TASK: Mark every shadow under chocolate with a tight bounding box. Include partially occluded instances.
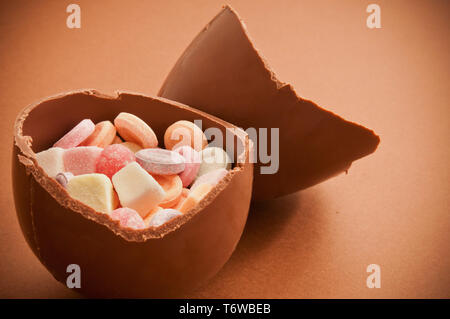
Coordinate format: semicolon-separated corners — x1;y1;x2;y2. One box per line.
187;189;328;297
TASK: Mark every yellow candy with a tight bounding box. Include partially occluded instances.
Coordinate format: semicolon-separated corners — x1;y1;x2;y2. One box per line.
67;174;115;214
121;141;142;153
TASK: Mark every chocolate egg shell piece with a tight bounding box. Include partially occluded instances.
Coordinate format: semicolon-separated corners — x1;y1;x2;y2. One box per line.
12;90;253;297
159;5;380;200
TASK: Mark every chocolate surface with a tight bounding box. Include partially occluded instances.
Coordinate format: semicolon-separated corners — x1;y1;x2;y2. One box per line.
12;90;253;297
159;6;380;200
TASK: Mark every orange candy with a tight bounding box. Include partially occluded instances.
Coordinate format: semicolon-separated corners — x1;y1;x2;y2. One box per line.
112;190;120;209
153;175;183;208
178;183;212;214
81;121;116;148
112;135;123;144
144;206;163;226
164;120;208;152
173;188;190;210
114;112;158;148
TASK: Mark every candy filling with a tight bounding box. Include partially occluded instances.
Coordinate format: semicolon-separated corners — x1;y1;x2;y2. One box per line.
35;113;232;230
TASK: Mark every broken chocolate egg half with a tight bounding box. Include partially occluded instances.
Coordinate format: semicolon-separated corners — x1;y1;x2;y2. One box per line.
12;90;253;297
159;5;380;200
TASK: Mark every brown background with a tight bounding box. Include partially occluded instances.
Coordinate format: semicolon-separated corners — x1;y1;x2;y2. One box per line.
0;0;449;298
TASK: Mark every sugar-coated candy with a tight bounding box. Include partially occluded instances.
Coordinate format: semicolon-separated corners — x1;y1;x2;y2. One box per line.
135;148;185;175
66;173;115;213
112;162;166;217
146;209;182;227
63;146;103;176
80;121;116;148
112;190;120;209
174;188;190;210
53;119;95;149
96;144;136;179
144;206;163;226
35;147;65;178
174;146;201;187
178;183;213;214
112;135;123;144
114;112;158;148
197;147;231;177
153;175;183;208
111;207;146;229
164;120;208;152
191;168;228;190
121;142;142;153
55;172;74;188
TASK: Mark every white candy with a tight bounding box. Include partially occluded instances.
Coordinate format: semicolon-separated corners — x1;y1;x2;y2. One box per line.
197;147;232;177
35;147;65;178
112;162;166;218
147;209;182;227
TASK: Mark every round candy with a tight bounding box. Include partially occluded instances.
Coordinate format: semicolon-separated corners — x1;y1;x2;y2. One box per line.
197;147;232;177
178;183;212;214
174;146;201;187
111;207;145;229
114;112;158;148
80;121;116;148
54;119;95;149
191;168;228;190
147;209;182;227
135;148;185;175
55;172;74;188
153;175;183;208
96;144;136;179
174;188;190;210
112;135;123;144
164;120;208;152
144;206;163;226
112;190;120;209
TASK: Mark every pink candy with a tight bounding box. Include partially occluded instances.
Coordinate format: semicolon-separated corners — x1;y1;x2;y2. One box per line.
174;146;201;187
54;119;95;149
135;148;185;175
96;144;136;179
191;168;228;190
111;207;145;229
56;172;74;188
64;146;103;175
147;209;182;227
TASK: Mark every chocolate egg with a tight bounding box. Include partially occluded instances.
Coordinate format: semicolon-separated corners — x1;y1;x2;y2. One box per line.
159;6;380;200
12;90;253;297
